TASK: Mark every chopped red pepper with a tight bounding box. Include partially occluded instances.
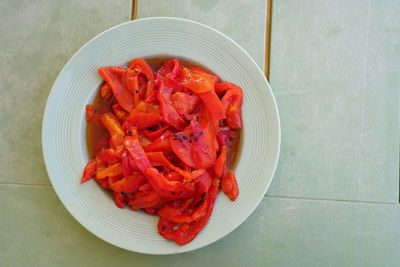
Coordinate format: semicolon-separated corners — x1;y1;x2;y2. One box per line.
220;84;243;129
129;58;155;81
171;92;201;120
198;90;226;122
158;177;219;245
190;118;217;169
221;170;239;201
100;113;125;137
214;145;227;178
143;124;169;140
110;173;146;194
113;192;126;208
84;58;242;245
112;103;129;121
180;67;214;93
128;190;163;210
157;58;183;81
81;160;97;183
143;130;172;152
96;163;123;179
98;148;119;164
98;67;134;112
169;127;195;167
100;82;113;100
158;81;187;130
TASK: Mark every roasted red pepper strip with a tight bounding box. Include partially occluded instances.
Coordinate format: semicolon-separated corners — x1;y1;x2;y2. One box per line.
129;58;155;81
98;67;134;112
81;160;97;183
198;90;226;122
100;82;113;100
144;89;158;103
128;190;163;210
214;145;227;178
221;169;239;201
169;127;195;167
146;79;155;98
96;163;123;179
157;58;182;81
214;81;240;96
170;92;201;120
121;151;132;177
125;69;140;106
110;173;146;193
157;81;187;130
145;168;194;199
124;136;152;172
112;103;129;121
125;113;162;129
146;152;192;180
138;183;152;192
180;67;214;93
113;192;125;208
165;171;184;182
158;172;211;223
85;105;102;127
220;84;243;129
189;66;219;84
125;101;162;129
158;178;219;245
98;148;119;164
100;113;125;137
190;118;217;169
144;131;172;152
143;125;169;140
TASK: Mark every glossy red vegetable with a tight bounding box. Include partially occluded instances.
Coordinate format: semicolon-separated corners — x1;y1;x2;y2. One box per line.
98;67;134;112
81;160;97;183
83;58;242;245
220;82;243;129
158;80;187;130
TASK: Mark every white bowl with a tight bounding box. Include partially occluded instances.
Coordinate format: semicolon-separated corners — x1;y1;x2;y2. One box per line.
42;17;280;254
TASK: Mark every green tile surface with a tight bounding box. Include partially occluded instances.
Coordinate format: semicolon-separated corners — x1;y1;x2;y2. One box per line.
1;184;400;267
268;0;400;202
1;0;400;266
137;0;267;69
0;0;130;184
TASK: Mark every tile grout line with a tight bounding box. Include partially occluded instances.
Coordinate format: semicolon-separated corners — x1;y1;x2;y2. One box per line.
0;180;397;206
264;0;272;80
266;194;399;205
0;181;52;187
131;0;138;20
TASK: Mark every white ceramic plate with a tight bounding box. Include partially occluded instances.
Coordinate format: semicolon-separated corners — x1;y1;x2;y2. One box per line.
42;17;280;254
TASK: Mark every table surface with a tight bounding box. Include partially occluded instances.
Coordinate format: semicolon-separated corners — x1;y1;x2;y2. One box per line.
1;0;399;266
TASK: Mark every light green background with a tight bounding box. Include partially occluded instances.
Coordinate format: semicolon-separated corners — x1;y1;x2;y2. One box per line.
1;0;399;266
